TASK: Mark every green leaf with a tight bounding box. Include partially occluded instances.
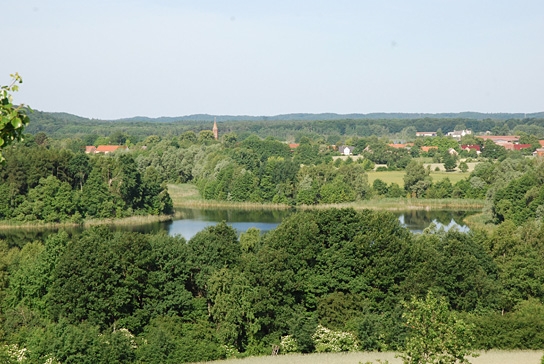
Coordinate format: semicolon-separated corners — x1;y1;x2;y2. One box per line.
11;117;22;129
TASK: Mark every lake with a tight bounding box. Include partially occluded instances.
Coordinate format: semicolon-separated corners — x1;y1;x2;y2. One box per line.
0;208;476;247
167;208;474;240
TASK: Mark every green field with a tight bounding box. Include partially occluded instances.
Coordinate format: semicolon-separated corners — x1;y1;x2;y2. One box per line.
168;184;484;211
200;350;543;364
367;169;470;186
167;183;289;209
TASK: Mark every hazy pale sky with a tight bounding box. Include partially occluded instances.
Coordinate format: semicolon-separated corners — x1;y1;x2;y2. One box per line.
3;0;543;119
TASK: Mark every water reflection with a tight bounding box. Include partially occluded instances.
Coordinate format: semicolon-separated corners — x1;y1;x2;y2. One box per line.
0;208;477;246
166;208;475;240
398;210;473;234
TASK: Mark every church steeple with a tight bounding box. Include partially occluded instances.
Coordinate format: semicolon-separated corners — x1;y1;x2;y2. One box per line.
213;117;218;140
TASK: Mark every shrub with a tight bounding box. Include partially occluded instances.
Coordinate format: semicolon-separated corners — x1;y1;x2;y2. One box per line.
312;325;359;353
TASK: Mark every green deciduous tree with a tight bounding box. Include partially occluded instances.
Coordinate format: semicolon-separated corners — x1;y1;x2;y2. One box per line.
0;73;30;162
399;291;478;364
404;160;429;193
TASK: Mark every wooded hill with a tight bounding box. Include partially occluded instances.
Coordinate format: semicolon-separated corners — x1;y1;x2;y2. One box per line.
27;110;544;142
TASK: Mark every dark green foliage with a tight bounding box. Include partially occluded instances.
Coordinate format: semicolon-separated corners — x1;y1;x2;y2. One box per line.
443;153;457;171
403;160;428;193
48;227;155;331
136;316;224;363
425;178;453;199
186;222;240;296
0;145;172;222
491;171;544;224
4;203;544;359
404;230;499;311
372;178;388;195
289;311;318;353
24;320;136;364
467;299;544;350
482;139;507;159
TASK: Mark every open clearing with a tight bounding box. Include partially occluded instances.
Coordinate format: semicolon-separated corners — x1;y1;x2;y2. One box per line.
204;350;543;364
367;170;470;186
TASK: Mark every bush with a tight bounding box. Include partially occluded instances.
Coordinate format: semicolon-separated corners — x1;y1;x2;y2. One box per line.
312;325;359;353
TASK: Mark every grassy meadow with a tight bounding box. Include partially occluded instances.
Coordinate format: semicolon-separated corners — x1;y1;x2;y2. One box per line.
366;169;471;186
200;350;543;364
168;183;484;211
167;183;289;210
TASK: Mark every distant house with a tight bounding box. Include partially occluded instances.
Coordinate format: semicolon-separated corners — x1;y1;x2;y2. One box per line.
416;131;437;137
420;146;438;153
86;145;128;154
461;145;481;154
479;135;519;144
340;146;354;156
85;146;97;154
447;129;472;139
388;143;413;149
534;148;544;157
448;148;459;156
539;140;544;147
500;143;532;151
288;143;299;151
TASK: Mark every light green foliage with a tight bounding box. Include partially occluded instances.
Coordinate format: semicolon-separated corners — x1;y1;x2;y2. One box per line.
403;160;430;193
208;268;258;350
399;291;478;364
0;73;30;162
240;227;260;253
280;324;359;354
312;325;359;352
280;335;298;353
198;130;216;143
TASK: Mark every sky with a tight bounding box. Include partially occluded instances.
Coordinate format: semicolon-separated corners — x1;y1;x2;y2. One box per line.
3;0;543;119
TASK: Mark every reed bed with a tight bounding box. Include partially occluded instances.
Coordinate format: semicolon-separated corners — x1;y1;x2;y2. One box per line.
83;214;173;227
0;220;80;230
0;214;173;230
463;212;497;232
298;198;484;211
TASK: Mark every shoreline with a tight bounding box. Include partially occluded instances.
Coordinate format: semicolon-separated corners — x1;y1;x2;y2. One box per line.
0;182;488;230
0;214;173;230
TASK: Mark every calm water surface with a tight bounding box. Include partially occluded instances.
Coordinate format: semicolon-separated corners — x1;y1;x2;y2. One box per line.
0;207;476;247
166;207;474;240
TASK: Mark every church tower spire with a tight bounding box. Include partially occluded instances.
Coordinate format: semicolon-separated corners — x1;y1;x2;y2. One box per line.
213;117;218;140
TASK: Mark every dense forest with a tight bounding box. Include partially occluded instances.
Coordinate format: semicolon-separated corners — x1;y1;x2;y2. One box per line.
2;208;544;362
3;108;544;361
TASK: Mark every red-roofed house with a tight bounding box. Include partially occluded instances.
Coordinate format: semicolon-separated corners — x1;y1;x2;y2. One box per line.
85;146;97;154
461;145;481;152
479;135;520;143
92;145;127;154
289;143;299;150
388;143;413;149
420;146;438;153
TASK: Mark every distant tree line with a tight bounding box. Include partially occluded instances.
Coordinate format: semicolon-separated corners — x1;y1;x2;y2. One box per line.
25;109;544;143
